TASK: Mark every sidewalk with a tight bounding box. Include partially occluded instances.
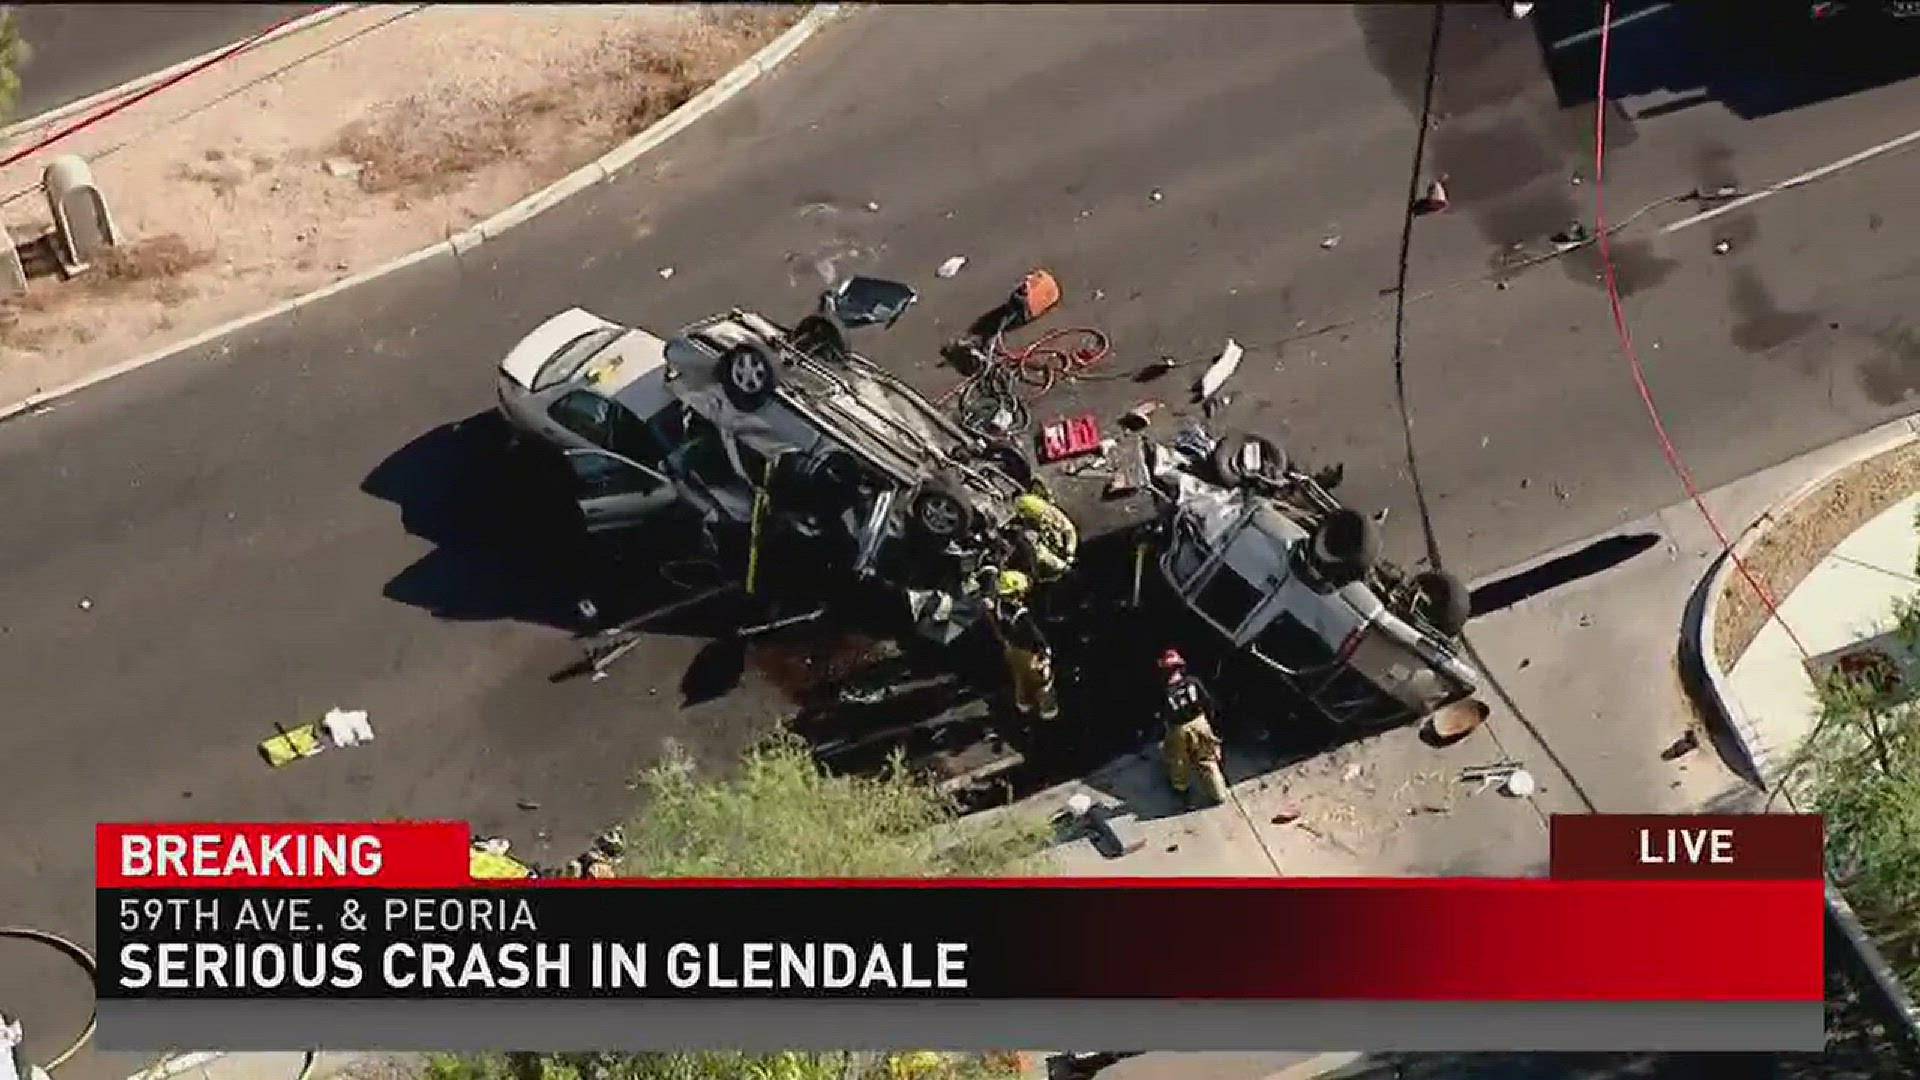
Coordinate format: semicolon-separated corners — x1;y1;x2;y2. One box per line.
1723;493;1920;781
0;4;798;407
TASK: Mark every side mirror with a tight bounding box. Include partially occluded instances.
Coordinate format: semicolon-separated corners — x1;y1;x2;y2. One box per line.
821;276;919;329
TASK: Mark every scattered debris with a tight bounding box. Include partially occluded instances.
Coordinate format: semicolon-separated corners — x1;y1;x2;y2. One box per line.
1413;178;1448;215
516;799;542;811
1550;222;1591;248
1371;508;1390;525
260;707;374;768
77;598;92;611
1137;355;1182;381
936;256;967;278
1040;414;1104;463
1577;612;1593;628
320;708;375;748
1503;769;1538;798
1119;400;1162;431
1319;234;1342;250
1458;760;1524;795
1201;392;1234;418
865;201;881;212
1270;804;1302;825
1149;188;1164;202
1713;239;1732;255
1570;171;1584;186
321;157;365;180
1341;762;1364;783
657;266;675;279
1065;792;1094;817
1102;470;1139;499
1091;288;1106;301
576;598;600;622
1660;729;1701;761
1196;338;1244;403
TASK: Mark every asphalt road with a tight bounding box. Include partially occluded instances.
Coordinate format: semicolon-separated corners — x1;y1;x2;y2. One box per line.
6;4;1920;1075
6;4;320;120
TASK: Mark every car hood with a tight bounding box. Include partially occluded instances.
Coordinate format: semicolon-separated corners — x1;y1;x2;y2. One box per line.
499;307;622;389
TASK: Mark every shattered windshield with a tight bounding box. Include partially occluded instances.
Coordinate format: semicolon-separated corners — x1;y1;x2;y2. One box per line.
533;327;624;392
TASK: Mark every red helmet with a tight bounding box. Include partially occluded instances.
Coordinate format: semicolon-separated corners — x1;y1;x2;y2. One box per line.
1158;649;1186;672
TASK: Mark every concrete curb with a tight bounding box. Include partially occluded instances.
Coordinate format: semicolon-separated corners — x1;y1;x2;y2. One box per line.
1681;411;1920;783
0;4;364;143
0;3;847;428
1677;411;1920;1060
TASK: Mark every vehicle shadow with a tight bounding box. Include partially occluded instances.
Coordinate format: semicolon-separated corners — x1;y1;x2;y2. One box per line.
363;410;598;629
1532;0;1920;121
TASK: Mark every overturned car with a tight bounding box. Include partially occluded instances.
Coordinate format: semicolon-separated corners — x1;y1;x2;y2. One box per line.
1144;431;1486;737
495;276;1044;637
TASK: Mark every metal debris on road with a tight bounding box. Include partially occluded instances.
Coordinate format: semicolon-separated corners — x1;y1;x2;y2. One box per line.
1713;239;1732;255
77;598;91;610
1091;288;1106;300
658;266;675;279
1196;337;1244;403
1458;760;1523;795
866;201;881;212
516;799;541;811
1137;355;1181;381
1149;188;1164;202
1319;234;1341;249
1661;729;1701;761
936;256;967;278
1119;400;1162;431
1551;222;1591;248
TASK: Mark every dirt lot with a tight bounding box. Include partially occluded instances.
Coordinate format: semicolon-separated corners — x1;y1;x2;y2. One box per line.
0;3;799;406
1714;440;1920;668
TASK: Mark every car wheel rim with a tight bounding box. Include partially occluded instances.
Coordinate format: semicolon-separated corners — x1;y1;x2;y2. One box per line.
921;500;960;534
732;353;768;394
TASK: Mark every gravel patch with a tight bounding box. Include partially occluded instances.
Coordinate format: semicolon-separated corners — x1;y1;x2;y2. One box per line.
1714;440;1920;669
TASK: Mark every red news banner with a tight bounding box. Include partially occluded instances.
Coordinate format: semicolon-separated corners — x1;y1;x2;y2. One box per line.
95;816;1824;1006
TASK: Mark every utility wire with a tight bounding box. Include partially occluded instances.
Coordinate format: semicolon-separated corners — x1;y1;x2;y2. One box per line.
1386;2;1600;816
0;5;429;209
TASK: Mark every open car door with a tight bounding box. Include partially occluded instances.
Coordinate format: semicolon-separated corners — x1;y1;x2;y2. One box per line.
563;447;680;533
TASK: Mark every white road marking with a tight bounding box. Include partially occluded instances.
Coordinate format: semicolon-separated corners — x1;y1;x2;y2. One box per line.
1659;124;1920;235
1550;2;1673;50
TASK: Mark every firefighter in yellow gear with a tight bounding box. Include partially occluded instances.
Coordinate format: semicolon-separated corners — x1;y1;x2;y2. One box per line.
1010;491;1078;584
985;570;1059;722
1157;649;1227;807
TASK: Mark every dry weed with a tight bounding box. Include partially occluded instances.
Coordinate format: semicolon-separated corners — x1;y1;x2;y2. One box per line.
0;233;214;340
327;5;799;201
1714;440;1920;668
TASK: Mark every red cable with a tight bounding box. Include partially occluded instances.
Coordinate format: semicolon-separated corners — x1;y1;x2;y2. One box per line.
1593;0;1810;659
0;7;317;172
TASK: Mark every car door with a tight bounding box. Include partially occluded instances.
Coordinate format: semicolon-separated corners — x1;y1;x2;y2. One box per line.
563;447;679;533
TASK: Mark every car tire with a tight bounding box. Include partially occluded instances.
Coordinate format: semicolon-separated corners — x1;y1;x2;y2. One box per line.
791;313;852;364
720;342;780;411
1308;508;1379;586
1411;569;1472;638
1212;432;1288;488
979;438;1039;489
909;481;975;543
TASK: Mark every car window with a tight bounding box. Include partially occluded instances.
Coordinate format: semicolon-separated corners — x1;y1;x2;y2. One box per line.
1252;612;1336;671
1191;567;1265;635
533;328;624;392
549;391;655;460
571;450;665;499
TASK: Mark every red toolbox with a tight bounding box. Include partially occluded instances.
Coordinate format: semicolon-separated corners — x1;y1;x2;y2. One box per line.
1039;414;1103;463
